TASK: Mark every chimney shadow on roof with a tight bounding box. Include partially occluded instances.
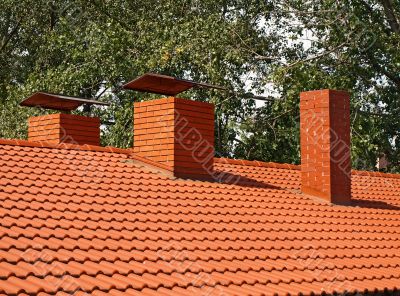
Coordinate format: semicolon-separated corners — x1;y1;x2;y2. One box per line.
350;199;400;211
212;170;284;190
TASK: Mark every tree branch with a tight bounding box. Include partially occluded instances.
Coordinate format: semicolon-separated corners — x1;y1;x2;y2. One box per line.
380;0;400;33
231;29;279;62
368;56;400;88
0;20;21;53
356;0;392;35
285;42;347;69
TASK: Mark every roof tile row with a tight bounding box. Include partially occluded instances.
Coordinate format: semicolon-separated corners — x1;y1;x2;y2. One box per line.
0;140;400;295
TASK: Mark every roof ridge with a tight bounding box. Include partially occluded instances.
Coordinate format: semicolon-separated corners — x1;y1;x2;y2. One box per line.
0;138;131;154
214;157;300;170
215;157;400;180
130;153;174;174
352;169;400;180
2;138;400;180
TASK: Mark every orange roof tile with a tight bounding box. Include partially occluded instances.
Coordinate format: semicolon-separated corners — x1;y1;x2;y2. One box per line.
1;139;400;295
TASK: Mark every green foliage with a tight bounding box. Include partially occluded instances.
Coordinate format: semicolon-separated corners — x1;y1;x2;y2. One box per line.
265;0;400;171
1;0;400;172
0;0;272;154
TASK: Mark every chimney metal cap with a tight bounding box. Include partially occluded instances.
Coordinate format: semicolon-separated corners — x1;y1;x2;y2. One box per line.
20;92;110;111
123;73;226;96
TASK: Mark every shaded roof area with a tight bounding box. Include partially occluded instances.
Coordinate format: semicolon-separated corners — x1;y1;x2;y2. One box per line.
0;139;400;295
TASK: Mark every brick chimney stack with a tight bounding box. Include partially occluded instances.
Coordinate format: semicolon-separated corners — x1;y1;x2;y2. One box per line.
21;92;107;146
133;97;215;179
28;113;100;146
300;89;351;204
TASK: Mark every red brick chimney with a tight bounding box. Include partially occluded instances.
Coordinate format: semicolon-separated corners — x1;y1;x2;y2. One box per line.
133;97;215;179
28;113;100;146
300;89;351;204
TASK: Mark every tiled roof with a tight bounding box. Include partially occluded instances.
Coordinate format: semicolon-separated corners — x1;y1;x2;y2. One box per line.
1;139;400;295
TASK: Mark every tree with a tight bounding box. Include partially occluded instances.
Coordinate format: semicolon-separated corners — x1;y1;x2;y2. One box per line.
1;0;400;172
0;0;274;153
234;0;400;172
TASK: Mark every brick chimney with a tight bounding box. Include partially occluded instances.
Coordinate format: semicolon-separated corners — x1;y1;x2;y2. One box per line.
28;113;100;146
133;97;215;179
300;89;351;204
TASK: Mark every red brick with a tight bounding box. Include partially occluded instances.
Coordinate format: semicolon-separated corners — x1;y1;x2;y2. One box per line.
300;89;351;204
133;97;215;178
28;113;100;146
